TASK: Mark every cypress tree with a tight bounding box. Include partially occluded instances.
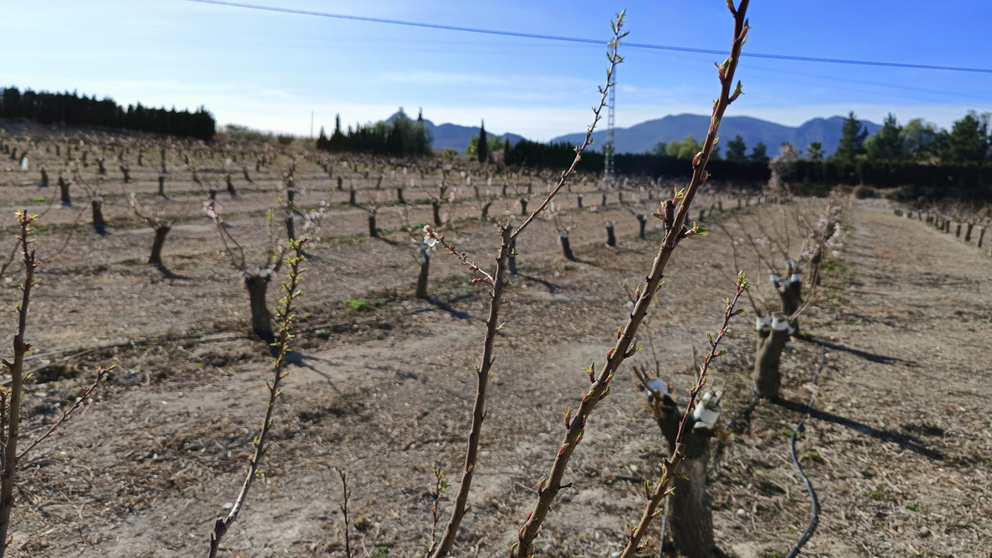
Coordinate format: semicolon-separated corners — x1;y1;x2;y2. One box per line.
477;120;488;164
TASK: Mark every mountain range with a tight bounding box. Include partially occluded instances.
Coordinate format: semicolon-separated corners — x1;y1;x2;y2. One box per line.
550;114;882;157
398;112;881;158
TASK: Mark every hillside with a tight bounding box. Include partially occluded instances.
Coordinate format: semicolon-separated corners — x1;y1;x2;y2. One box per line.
550;113;882;157
387;111;523;154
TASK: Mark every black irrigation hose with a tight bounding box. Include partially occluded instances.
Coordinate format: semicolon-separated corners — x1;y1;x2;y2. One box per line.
707;382;759;476
785;342;826;558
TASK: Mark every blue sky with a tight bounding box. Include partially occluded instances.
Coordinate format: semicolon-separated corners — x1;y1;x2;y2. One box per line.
3;0;991;140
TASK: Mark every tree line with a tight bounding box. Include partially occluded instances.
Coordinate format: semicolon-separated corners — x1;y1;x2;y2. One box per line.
316;108;432;157
0;86;216;140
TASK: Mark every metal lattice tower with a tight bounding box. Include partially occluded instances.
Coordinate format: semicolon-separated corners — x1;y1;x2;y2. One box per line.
603;65;616;186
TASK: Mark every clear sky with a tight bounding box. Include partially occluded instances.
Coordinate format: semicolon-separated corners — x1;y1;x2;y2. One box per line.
3;1;991;140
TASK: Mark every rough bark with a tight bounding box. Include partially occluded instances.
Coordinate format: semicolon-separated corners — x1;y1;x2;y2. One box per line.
636;213;648;239
244;270;274;341
754;315;790;400
368;211;378;238
577;194;583;209
520;198;528;215
149;223;172;267
226;174;237;197
560;231;576;261
605;222;616;247
58;176;71;207
91;197;107;231
416;247;430;299
432;199;442;226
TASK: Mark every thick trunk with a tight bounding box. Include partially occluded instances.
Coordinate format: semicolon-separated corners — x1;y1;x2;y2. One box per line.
778;273;802;332
149;223;172;266
605;222;616;247
754;315;791;400
158;174;166;197
286;212;296;242
368;212;378;238
416;248;430;299
481;201;492;220
59;178;71;207
560;232;575;261
520;198;528;215
966;223;974;242
244;271;274;341
397;187;404;204
432;200;442;226
40;168;49;188
655;396;718;558
577;194;583;209
226;175;237;197
349;188;357;206
337;176;343;191
91;197;107;230
636;214;648;239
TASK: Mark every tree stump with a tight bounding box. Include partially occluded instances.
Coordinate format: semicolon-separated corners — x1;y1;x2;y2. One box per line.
481;201;492;220
91;197;107;232
397;187;404;204
58;175;72;207
520;198;528;215
636;213;648;239
559;231;575;261
159;173;167;198
754;315;790;400
244;269;275;341
604;221;616;247
368;209;378;238
149;223;173;267
337;176;344;191
226;174;237;197
40;167;49;188
416;245;431;299
577;194;583;209
966;223;974;242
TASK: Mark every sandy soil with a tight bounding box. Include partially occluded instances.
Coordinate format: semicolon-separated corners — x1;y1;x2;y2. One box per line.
0;147;989;558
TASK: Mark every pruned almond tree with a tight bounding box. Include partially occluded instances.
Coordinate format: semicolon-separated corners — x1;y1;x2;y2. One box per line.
722;193;848;399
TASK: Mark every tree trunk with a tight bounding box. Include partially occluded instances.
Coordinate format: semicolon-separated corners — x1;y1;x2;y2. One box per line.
605;222;616;247
91;197;107;230
149;223;172;266
286;211;296;242
966;223;974;243
226;174;237;197
560;232;575;261
508;238;517;275
520;198;528;215
243;167;252;183
754;315;790;400
59;177;71;207
698;208;706;222
636;214;648;239
481;201;492;220
158;174;167;197
601;192;607;207
432;199;442;226
416;247;430;299
978;226;985;249
368;211;378;238
40;168;49;188
778;273;802;332
209;186;218;201
577;194;582;209
349;188;357;206
956;222;962;238
654;393;718;558
121;166;130;184
397;187;404;204
337;176;343;191
244;270;274;341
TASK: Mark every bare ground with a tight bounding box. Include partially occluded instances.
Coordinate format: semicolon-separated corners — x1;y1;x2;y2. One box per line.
0;153;990;558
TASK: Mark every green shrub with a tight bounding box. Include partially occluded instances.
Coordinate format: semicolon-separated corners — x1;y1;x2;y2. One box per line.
346;298;373;311
853;185;876;199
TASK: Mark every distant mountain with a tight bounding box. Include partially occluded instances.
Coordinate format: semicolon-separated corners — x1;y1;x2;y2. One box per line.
550;114;882;157
387;112;523;154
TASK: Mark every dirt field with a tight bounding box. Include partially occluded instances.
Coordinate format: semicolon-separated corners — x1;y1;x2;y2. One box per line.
0;147;990;558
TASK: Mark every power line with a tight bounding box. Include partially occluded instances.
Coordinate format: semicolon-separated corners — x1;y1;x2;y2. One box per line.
181;0;992;75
